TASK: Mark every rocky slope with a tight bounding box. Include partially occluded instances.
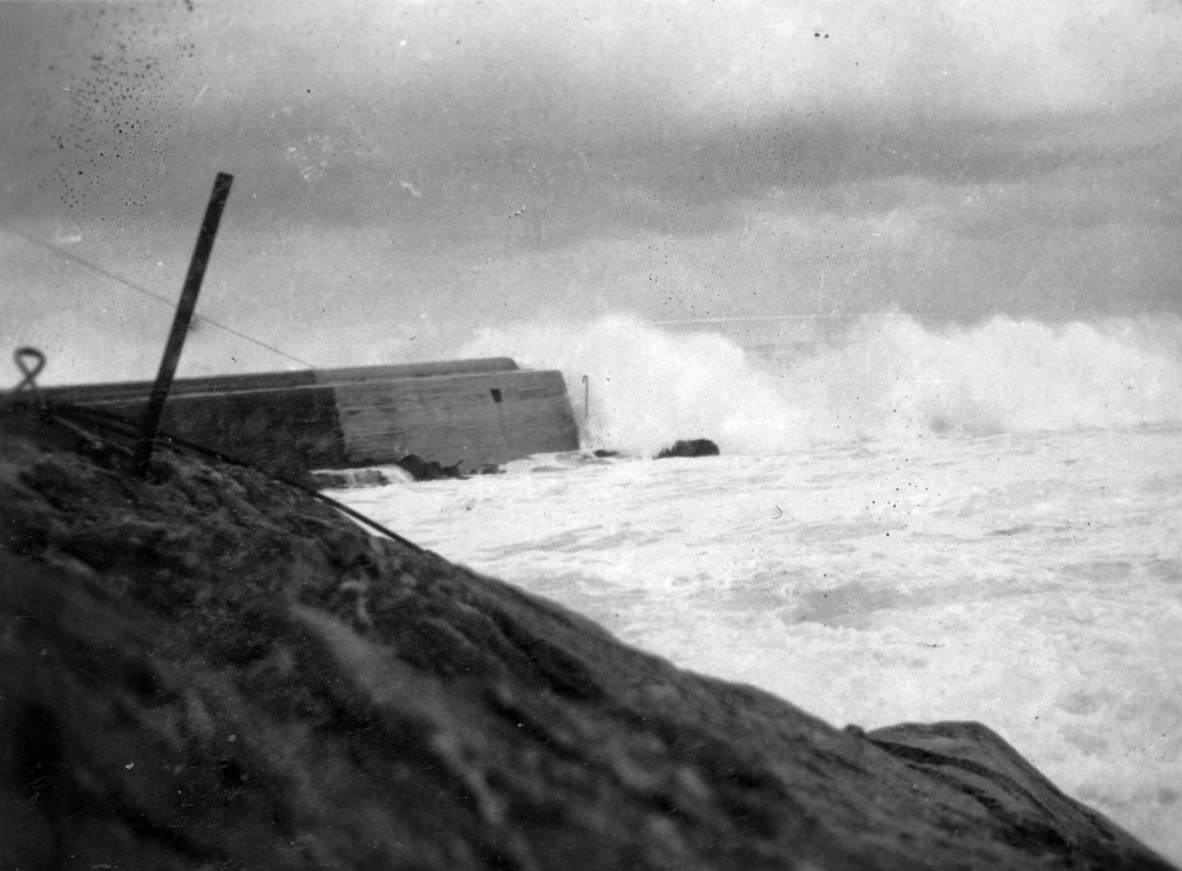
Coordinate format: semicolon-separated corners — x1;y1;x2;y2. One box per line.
1;406;1175;870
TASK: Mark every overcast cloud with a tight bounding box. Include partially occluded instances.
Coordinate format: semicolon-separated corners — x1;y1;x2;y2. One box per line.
2;0;1181;379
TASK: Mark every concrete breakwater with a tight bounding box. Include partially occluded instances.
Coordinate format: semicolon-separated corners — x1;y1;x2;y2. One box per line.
40;357;580;474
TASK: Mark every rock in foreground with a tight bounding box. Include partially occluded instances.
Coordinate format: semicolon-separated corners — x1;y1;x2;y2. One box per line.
0;409;1174;871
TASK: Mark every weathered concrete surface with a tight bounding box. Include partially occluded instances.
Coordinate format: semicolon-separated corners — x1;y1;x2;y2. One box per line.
1;408;1175;871
38;358;580;475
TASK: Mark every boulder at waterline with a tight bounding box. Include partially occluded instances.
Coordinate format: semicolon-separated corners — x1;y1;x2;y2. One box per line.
656;438;721;459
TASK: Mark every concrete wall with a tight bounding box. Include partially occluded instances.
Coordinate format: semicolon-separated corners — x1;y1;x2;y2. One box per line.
42;358;520;402
81;386;348;474
335;369;578;468
40;359;579;474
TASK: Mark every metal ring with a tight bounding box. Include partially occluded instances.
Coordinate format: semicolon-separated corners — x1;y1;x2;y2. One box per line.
7;347;46;409
14;347;45;390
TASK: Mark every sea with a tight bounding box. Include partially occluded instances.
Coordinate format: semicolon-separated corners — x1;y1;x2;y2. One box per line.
331;312;1182;864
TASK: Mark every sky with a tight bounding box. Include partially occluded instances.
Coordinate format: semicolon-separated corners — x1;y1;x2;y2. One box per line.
2;0;1182;382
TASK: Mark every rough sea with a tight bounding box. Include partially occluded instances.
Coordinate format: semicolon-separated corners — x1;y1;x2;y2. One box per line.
333;313;1182;864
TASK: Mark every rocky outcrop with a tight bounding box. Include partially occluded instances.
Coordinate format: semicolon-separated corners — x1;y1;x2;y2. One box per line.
656;438;720;459
394;452;467;481
309;467;399;489
0;407;1174;871
310;459;503;489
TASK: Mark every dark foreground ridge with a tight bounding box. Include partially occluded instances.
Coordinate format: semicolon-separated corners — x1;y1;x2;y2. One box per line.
1;409;1174;870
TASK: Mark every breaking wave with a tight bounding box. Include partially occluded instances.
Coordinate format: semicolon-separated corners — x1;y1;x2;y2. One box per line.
459;312;1182;455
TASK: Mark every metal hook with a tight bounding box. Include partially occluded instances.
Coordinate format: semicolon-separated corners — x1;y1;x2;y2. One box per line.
14;347;45;388
6;347;46;410
13;345;44;392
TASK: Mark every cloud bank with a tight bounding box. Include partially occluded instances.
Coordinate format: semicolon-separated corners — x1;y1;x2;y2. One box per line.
2;0;1182;380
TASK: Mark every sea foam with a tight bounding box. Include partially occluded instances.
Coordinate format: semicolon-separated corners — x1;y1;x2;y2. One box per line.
459;312;1182;455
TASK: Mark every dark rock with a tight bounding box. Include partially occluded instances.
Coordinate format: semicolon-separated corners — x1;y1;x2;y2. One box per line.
656;438;721;459
592;449;620;458
0;409;1175;871
395;454;466;481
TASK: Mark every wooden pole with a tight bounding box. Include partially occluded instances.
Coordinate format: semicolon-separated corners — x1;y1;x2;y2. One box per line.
132;172;234;477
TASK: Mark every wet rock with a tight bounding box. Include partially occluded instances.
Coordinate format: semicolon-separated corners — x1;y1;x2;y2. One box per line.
1;409;1175;871
656;438;720;459
310;468;394;489
395;453;466;481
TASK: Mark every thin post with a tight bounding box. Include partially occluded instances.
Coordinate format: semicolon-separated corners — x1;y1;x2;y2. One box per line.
133;172;234;477
582;374;589;421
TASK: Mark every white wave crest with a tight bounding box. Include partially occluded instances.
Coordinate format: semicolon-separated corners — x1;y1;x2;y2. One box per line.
458;312;1182;454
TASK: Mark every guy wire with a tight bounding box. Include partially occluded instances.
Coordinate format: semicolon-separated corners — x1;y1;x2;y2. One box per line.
2;224;317;370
